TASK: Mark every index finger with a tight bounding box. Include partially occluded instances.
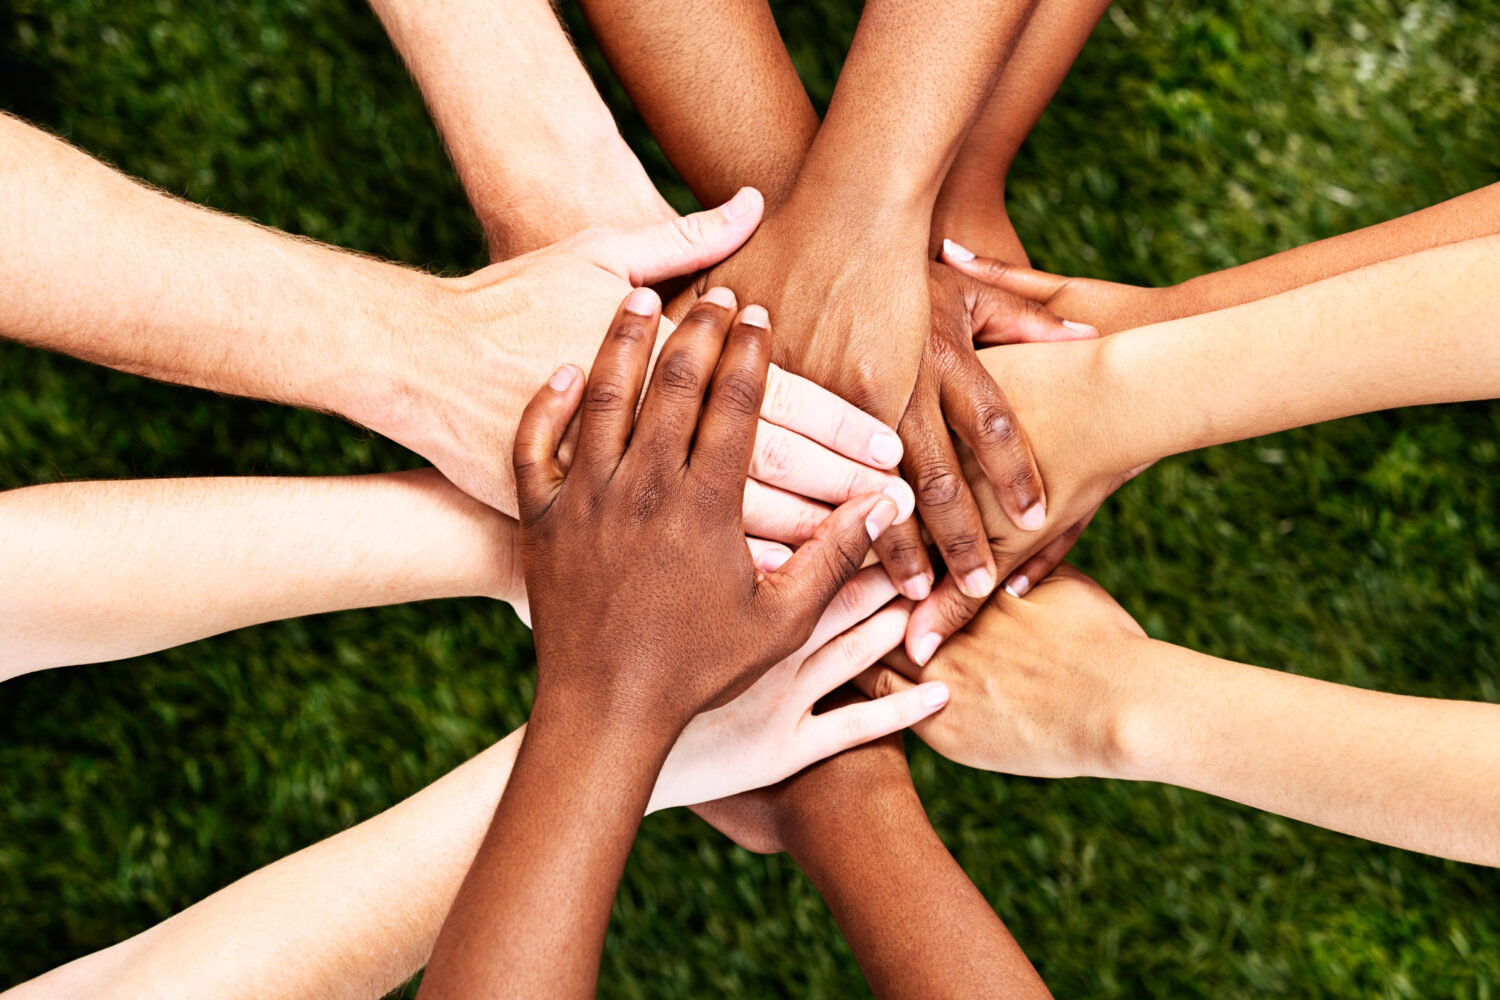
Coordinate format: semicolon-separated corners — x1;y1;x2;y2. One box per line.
762;365;905;470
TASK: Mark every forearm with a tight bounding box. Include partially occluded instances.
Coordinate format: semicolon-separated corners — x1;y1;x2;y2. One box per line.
0;470;519;677
0;112;421;429
578;0;816;209
1118;639;1500;865
419;705;668;999
784;782;1049;999
369;0;674;259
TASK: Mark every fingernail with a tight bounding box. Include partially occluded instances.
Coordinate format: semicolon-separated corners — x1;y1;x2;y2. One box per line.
757;546;792;572
625;286;659;316
913;632;941;666
869;430;903;468
883;481;915;522
1062;319;1099;337
920;682;950;709
721;186;758;221
702;286;736;309
1019;502;1047;532
942;238;975;262
902;573;932;601
865;497;898;540
548;365;579;392
740;303;770;328
1004;574;1031;598
959;567;996;599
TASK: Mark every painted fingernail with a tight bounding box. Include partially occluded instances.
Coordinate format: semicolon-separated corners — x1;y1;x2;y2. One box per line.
920;681;950;709
1019;502;1047;532
740;303;770;328
625;286;659;316
702;286;736;309
913;632;941;666
942;238;975;262
1062;319;1099;337
959;567;996;599
865;497;898;541
1004;574;1031;598
548;365;579;392
722;186;758;221
883;481;915;521
902;573;932;601
757;546;793;572
870;430;903;468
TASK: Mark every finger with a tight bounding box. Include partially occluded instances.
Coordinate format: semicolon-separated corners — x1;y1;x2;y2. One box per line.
691;304;772;491
512;363;585;522
798;598;912;699
901;389;998;602
633;287;737;467
760;492;900;629
1002;514;1091;598
747;537;795;574
940;239;1069;302
741;480;834;546
967;281;1098;345
941;357;1047;534
794;565;901;657
751;422;915;522
904;573;985;666
804;678;949;762
852;663;918;701
572;287;661;476
761;365;905;470
586;187;765;286
871;518;935;601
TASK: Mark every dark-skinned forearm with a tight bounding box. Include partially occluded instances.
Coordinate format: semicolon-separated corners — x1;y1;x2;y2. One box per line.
783;781;1050;999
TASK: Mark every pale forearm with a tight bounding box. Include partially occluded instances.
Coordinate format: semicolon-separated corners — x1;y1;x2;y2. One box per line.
0;470;519;678
1119;640;1500;865
369;0;674;259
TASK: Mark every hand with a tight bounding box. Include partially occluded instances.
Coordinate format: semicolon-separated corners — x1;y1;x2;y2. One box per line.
940;240;1174;335
650;566;947;812
363;188;915;551
860;565;1150;779
690;687;919;854
515;285;902;739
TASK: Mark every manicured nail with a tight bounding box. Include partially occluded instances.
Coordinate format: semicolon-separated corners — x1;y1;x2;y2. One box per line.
920;682;950;709
757;546;792;572
865;497;898;540
1004;574;1031;598
959;567;996;599
869;430;903;468
548;365;579;392
942;238;975;262
702;286;736;309
722;186;758;221
913;632;941;666
625;286;659;316
1062;319;1099;337
740;303;770;328
902;573;932;601
1019;502;1046;532
883;482;915;521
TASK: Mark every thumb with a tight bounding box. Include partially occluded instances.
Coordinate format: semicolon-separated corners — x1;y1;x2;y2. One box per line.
582;187;765;287
759;492;899;633
941;238;1069;301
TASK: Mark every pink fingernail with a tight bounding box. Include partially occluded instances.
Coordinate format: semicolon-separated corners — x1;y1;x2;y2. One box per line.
625;287;659;316
865;498;898;541
548;365;579;392
1019;502;1046;532
959;567;996;599
920;682;950;709
902;574;932;600
740;304;770;328
702;286;736;309
942;238;975;262
722;186;758;221
869;431;903;468
883;482;915;522
913;632;941;666
757;546;792;572
1062;319;1099;337
1004;574;1031;598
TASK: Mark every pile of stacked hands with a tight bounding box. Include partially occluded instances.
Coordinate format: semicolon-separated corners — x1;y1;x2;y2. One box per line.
4;1;1497;997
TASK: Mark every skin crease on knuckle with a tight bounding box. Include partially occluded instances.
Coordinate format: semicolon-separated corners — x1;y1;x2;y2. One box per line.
655;351;704;395
713;371;763;420
914;463;965;510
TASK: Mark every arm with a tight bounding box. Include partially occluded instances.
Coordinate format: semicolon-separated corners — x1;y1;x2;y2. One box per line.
694;697;1050;999
419;290;898;997
8;567;945;1000
906;235;1500;648
943;181;1500;333
366;0;674;260
861;567;1500;866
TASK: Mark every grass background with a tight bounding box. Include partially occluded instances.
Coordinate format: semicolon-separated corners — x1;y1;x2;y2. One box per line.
2;0;1499;995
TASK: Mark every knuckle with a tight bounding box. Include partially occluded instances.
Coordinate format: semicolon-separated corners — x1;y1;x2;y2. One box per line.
672;212;709;249
656;353;702;395
714;372;763;418
879;535;927;571
762;368;798;424
1005;463;1039;496
914;465;965;509
840;711;873;748
610;314;652;345
973;406;1017;448
935;593;979;632
870;669;896;700
756;430;795;480
941;531;986;561
584;379;628;413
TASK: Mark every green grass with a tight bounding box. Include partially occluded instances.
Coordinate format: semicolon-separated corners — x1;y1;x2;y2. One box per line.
2;0;1499;995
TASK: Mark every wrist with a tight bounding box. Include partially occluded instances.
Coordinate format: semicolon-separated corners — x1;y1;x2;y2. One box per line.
1102;637;1207;783
528;685;682;774
779;773;920;858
